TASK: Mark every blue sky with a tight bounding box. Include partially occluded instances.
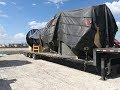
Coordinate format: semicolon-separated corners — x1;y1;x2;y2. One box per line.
0;0;120;44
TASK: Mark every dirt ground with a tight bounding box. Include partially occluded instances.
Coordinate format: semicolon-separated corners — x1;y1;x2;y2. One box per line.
0;54;120;90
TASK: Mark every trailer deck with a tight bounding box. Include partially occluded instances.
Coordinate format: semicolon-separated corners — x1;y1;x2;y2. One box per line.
22;48;120;80
22;51;93;65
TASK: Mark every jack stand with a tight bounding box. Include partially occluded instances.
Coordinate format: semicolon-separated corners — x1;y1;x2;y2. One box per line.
83;47;89;71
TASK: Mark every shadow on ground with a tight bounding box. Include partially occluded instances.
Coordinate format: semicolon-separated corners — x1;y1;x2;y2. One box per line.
0;79;16;90
0;60;31;67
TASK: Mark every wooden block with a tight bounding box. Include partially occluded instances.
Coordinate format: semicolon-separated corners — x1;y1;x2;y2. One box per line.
32;44;43;52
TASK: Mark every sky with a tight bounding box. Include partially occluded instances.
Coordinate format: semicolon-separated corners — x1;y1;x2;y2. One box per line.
0;0;120;44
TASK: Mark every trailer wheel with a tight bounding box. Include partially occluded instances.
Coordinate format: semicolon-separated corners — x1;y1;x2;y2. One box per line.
26;53;29;57
29;53;32;58
33;54;38;60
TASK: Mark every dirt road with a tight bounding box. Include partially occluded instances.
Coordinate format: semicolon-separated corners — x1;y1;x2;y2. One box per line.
0;54;120;90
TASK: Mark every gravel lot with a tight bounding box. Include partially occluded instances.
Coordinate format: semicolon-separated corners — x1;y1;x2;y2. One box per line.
0;54;120;90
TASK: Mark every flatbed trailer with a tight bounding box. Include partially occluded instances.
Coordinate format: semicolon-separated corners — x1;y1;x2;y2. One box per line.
22;48;120;80
24;4;120;80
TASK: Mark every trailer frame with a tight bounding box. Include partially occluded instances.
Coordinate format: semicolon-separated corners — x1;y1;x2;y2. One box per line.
22;48;120;80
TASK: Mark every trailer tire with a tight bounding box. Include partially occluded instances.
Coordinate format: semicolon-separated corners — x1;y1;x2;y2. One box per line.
26;53;29;57
33;54;38;60
28;53;32;58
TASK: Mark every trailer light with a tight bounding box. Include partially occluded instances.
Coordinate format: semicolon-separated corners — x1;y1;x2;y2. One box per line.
96;50;102;52
110;50;114;52
103;50;106;52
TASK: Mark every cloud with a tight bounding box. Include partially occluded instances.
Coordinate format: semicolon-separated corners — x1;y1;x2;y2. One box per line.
116;21;120;29
10;2;23;11
32;3;36;6
9;33;26;44
0;10;8;18
45;0;69;9
105;0;120;16
28;21;47;29
11;2;16;5
0;25;9;44
0;1;6;6
45;2;51;5
10;2;23;10
0;10;2;13
0;24;26;44
13;33;26;43
14;33;25;39
0;14;8;18
48;0;68;4
0;25;7;38
115;21;120;40
17;7;23;10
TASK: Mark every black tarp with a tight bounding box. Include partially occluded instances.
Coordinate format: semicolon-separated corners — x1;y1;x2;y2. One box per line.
26;29;43;47
41;4;118;58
